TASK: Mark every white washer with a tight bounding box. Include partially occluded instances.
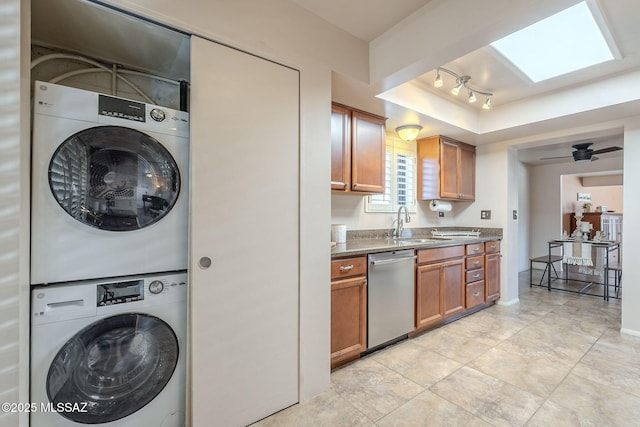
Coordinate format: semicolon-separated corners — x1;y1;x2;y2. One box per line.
30;272;187;427
31;81;189;285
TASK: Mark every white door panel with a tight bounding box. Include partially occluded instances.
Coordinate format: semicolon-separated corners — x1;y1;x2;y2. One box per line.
190;36;299;427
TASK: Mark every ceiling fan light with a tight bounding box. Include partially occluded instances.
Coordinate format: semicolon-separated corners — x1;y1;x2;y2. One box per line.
468;90;477;103
434;70;443;88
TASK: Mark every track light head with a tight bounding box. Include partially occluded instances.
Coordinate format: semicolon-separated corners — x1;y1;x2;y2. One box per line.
468;90;477;103
482;96;492;110
451;81;463;96
434;70;443;88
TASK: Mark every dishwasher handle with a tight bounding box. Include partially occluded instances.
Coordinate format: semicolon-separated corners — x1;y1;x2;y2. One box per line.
370;255;417;266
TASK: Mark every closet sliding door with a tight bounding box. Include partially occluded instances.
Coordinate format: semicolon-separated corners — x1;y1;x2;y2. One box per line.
190;36;299;427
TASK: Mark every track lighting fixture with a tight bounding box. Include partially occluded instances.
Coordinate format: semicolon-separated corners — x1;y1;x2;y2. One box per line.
434;67;493;109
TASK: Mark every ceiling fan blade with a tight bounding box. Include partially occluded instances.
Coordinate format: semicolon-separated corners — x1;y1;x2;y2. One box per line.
592;146;623;155
540;155;573;160
591;156;599;161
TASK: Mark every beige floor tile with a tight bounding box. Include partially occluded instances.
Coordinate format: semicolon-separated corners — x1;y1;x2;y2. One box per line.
507;321;597;365
373;341;462;387
572;341;640;398
412;325;499;364
331;358;424;421
377;390;492;427
526;400;584;427
445;309;531;341
430;366;544;426
468;346;572;398
251;390;373;427
547;373;640;426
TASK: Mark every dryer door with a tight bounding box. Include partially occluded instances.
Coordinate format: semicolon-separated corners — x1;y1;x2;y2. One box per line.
49;125;181;231
46;313;179;424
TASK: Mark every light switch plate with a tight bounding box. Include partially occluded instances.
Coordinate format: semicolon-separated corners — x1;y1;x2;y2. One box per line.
481;210;491;220
513;210;518;220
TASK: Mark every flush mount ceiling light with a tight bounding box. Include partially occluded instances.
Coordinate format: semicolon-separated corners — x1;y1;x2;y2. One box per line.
433;67;493;109
395;124;423;141
490;1;618;83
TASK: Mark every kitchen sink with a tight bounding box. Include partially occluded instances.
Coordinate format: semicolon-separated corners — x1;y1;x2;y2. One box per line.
395;238;444;244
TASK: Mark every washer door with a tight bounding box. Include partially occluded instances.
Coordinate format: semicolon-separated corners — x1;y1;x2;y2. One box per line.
49;125;181;231
46;313;179;424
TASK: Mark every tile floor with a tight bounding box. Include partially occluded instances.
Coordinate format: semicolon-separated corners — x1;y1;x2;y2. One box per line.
254;271;639;426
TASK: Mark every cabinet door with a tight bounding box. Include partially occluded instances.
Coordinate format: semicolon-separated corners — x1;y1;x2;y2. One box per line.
459;144;475;200
190;36;299;427
350;111;386;193
331;104;351;191
443;258;465;318
440;139;460;199
331;277;367;369
416;263;443;329
485;252;501;301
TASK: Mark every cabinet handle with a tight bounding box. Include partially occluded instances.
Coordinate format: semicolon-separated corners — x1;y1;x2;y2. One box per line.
473;274;481;279
473;291;481;297
339;265;354;271
474;248;480;252
473;260;480;265
489;245;496;250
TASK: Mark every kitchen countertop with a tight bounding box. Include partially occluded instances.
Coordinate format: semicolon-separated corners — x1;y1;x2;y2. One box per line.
331;232;502;258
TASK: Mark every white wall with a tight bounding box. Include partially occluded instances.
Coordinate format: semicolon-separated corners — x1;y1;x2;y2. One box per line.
529;157;623;259
517;161;531;272
0;0;30;426
330;194;465;231
622;123;640;335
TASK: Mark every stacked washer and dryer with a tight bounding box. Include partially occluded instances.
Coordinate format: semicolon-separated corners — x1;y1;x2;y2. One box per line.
30;81;189;427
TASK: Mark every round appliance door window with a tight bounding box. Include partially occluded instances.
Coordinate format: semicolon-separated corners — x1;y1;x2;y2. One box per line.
46;313;179;424
49;126;180;231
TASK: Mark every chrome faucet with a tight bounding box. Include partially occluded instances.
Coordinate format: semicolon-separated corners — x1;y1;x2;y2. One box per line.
395;205;411;238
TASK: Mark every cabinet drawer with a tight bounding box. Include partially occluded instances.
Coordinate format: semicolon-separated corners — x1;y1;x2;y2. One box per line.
465;243;484;255
466;281;485;309
466;268;485;283
466;255;484;270
485;240;500;254
417;245;464;264
331;257;366;280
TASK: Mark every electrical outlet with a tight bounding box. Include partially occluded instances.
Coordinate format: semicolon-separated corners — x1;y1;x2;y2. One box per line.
481;210;491;220
438;211;444;218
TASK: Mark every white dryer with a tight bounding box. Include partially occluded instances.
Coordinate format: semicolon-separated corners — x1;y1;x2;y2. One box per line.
31;81;189;285
30;272;187;427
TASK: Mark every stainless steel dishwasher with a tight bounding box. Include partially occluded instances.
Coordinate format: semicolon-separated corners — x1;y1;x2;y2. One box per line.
367;250;416;349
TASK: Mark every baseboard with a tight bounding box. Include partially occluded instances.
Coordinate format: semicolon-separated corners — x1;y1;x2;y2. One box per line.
497;297;520;306
620;328;640;337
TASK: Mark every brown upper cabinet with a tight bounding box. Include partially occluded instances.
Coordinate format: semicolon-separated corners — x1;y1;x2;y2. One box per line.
331;102;386;194
417;135;476;201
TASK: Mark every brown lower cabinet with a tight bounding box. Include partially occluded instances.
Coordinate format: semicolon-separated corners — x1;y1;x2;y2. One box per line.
331;257;367;369
415;246;465;331
485;241;501;301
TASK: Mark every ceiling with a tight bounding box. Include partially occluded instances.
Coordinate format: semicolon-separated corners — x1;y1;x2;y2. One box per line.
293;0;639;166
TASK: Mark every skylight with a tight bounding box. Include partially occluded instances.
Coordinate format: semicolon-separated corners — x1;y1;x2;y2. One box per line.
490;1;616;83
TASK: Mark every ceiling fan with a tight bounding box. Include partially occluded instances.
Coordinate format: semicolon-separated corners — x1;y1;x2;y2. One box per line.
540;142;623;162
